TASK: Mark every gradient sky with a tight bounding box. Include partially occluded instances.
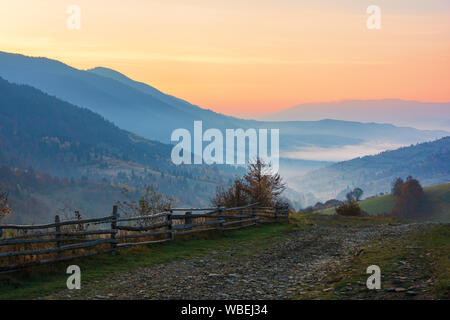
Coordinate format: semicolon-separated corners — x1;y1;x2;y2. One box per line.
1;0;449;118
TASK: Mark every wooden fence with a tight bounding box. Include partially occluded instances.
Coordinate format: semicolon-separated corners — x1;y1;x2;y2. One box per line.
0;204;288;273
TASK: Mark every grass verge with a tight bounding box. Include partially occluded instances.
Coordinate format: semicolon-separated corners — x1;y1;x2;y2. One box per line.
318;183;450;222
299;224;449;300
415;224;450;298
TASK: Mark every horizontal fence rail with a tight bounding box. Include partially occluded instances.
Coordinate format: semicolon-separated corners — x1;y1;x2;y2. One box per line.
0;203;289;273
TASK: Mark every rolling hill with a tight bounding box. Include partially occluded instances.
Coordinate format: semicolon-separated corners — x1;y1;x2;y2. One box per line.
291;137;450;204
318;183;450;222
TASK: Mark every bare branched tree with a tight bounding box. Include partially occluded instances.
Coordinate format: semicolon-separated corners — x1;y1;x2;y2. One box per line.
116;185;173;226
56;204;85;231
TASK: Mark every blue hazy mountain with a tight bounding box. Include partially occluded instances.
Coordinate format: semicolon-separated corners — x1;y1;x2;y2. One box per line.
264;99;450;131
0;51;447;157
88;66;238;124
0;51;245;143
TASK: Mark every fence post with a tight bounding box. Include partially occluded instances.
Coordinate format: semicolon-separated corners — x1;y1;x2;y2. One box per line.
111;205;118;254
274;206;279;222
251;206;256;223
168;209;174;240
75;210;82;231
283;205;289;221
185;211;192;226
55;215;61;258
217;206;224;235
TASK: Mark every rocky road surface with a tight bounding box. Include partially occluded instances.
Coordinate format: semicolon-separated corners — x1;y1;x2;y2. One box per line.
44;218;438;300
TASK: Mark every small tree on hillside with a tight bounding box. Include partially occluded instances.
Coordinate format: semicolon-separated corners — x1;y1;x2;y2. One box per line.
345;191;353;202
391;178;424;219
117;186;173;226
242;158;286;207
211;177;248;208
346;187;364;202
391;178;404;197
336;200;362;217
211;158;286;208
352;188;364;201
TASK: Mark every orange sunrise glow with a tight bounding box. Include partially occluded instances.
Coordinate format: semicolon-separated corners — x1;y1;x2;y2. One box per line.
0;0;449;118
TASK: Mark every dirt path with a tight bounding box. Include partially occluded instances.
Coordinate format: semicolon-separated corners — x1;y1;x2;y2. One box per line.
44;218;438;300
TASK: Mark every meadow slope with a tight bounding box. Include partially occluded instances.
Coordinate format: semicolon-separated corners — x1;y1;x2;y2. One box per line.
319;183;450;222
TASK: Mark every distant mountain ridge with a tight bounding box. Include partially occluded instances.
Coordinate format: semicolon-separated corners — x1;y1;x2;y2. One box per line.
290;137;450;206
0;51;245;143
0;51;447;162
88;67;222;118
264;99;450;131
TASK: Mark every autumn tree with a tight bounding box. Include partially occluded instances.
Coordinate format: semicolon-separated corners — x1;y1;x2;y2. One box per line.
335;200;362;217
211;158;286;208
391;178;424;219
242;158;286;207
211;177;247;208
391;177;404;197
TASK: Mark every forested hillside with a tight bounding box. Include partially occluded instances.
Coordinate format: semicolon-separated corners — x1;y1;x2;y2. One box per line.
292;137;450;203
0;77;240;218
0;165;128;224
0;76;176;173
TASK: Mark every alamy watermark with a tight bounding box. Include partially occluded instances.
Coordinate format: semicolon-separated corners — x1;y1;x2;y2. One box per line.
366;265;381;289
66;5;81;30
366;5;381;30
66;265;81;289
171;121;280;173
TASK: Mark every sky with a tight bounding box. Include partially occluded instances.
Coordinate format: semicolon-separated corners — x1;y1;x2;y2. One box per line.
0;0;449;118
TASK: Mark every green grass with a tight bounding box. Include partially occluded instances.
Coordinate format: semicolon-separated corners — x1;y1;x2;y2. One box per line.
0;223;296;300
319;183;450;222
417;183;450;222
290;212;401;227
360;194;397;215
414;225;450;298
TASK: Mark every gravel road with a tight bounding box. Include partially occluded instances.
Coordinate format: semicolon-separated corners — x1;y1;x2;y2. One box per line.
44;218;437;300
